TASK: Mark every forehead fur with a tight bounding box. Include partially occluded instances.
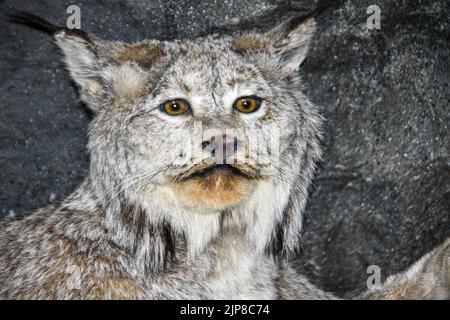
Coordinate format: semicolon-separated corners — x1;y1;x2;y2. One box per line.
231;35;269;54
118;43;164;68
147;37;266;95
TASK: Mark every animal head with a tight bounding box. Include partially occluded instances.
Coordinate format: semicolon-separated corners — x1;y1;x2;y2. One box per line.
13;11;323;269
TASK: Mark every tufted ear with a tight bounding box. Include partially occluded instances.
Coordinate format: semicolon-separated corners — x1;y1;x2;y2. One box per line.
10;10;164;113
230;12;317;76
54;31;109;112
57;33;167;112
267;14;316;75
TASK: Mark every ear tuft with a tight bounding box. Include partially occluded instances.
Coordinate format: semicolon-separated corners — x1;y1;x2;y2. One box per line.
11;10;168;113
54;31;107;112
8;9;62;34
10;10;107;112
9;9;92;42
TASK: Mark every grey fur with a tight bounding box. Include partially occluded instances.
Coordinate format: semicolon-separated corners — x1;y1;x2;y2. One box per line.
0;12;448;299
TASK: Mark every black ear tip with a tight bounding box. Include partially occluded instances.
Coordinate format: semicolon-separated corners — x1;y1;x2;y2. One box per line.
288;4;333;27
7;8;91;42
7;8;62;35
310;2;338;19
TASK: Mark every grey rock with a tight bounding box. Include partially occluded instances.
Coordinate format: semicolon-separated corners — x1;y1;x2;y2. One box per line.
0;0;448;298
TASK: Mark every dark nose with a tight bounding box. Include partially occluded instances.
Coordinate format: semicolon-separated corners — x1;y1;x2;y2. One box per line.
202;134;238;164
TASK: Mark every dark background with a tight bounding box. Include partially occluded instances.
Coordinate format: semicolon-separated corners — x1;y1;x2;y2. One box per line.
0;0;449;298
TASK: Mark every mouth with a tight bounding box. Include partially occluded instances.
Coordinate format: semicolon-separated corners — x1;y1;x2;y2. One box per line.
178;163;256;182
172;163;256;208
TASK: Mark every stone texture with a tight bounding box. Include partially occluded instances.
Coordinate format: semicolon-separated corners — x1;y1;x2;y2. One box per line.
0;0;448;297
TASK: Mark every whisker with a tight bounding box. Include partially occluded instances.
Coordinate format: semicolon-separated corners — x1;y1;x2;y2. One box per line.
96;161;176;210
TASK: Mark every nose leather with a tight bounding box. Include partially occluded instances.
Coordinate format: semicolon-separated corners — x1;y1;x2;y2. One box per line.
202;134;238;164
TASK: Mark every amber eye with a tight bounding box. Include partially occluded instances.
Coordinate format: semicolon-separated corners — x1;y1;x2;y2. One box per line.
160;99;190;116
233;96;262;113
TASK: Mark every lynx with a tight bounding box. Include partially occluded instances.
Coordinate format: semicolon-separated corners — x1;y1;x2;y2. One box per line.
0;11;448;299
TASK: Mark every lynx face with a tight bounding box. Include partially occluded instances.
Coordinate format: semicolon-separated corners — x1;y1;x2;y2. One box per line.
54;14;322;259
122;39;293;211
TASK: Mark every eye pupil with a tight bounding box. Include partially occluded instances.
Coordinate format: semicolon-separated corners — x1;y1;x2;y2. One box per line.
171;102;179;110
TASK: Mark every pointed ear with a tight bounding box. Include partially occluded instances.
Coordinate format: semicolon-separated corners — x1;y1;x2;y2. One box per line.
230;13;317;76
54;31;108;112
9;10;105;112
56;32;165;112
10;11;164;113
267;15;316;75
